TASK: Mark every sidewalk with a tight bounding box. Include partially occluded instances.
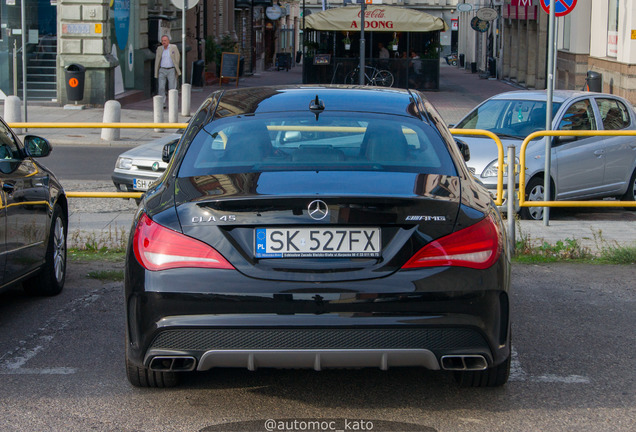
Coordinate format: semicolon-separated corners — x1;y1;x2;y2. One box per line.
3;62;635;253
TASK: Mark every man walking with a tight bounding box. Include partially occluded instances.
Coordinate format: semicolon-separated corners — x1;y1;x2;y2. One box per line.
154;35;181;107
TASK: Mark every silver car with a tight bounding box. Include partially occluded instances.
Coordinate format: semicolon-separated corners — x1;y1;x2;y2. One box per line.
454;90;636;220
111;133;180;202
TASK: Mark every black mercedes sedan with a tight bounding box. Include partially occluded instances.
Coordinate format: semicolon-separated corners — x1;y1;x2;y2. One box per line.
0;116;67;297
124;86;511;388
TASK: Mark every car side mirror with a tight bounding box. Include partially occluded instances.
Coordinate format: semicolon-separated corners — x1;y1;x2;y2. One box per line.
455;138;470;162
23;135;52;158
553;135;577;146
162;139;178;163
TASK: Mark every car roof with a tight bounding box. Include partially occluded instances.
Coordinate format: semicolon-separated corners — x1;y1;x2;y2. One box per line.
487;89;623;103
211;85;420;118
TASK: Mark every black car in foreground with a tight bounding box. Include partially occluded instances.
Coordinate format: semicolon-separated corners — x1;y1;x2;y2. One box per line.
0;117;67;297
125;86;511;388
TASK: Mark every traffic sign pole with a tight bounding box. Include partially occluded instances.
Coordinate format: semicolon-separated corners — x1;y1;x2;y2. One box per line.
183;1;187;87
544;0;556;226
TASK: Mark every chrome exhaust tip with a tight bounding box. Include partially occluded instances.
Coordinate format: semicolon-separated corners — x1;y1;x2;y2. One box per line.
149;356;196;372
440;355;488;371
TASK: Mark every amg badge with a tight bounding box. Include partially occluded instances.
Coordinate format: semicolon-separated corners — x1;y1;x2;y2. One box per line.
405;215;447;221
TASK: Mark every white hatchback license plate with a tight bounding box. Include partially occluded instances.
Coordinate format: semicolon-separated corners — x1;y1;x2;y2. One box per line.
255;227;381;258
133;178;152;191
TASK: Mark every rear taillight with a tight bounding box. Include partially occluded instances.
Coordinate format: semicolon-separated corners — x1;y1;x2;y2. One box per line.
133;213;234;271
402;215;502;270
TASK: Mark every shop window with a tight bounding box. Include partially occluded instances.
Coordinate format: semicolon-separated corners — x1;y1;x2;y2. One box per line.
607;0;619;57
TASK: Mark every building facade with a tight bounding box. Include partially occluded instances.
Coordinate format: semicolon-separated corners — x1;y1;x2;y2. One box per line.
457;0;636;103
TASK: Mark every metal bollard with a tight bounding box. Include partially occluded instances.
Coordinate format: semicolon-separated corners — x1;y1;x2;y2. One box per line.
101;100;121;141
168;89;179;123
181;84;191;117
153;95;164;132
507;145;516;256
4;96;22;134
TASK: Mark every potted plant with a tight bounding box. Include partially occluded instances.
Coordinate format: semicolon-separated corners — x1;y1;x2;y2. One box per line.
304;40;320;55
390;32;399;51
422;41;442;59
343;32;351;50
204;36;220;85
205;37;219;70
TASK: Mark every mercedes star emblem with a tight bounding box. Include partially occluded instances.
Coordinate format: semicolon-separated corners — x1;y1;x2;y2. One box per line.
308;199;329;220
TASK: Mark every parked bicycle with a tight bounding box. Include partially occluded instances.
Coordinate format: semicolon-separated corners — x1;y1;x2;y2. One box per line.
344;65;394;87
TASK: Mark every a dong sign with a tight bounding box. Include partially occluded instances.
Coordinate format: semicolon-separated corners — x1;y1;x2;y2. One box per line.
540;0;577;17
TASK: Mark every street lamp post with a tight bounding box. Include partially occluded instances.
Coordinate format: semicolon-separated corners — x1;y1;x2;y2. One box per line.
359;2;365;85
251;0;256;73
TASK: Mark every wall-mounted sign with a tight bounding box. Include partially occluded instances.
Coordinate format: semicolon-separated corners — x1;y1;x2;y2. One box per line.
128;43;134;72
113;0;131;50
313;54;331;65
266;5;283;20
457;3;472;13
470;17;490;33
170;0;199;10
476;7;498;21
62;23;92;35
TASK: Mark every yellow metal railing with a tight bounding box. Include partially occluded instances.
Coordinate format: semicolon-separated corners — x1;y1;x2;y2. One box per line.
66;191;143;199
8;122;188;129
518;130;636;208
14;123;636;209
449;129;505;206
7;122;185;199
6;122;506;202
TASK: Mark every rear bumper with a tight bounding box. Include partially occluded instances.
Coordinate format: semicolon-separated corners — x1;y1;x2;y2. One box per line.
125;252;511;373
111;171;160;192
127;290;510;372
143;323;492;371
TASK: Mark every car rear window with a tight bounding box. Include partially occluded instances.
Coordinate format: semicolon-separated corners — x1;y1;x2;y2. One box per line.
178;112;457;177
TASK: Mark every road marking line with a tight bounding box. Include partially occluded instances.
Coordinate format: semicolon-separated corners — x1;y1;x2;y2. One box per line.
0;286;112;375
0;367;77;375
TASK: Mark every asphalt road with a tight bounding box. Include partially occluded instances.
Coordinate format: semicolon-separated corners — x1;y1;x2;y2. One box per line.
0;261;634;432
43;144;136;181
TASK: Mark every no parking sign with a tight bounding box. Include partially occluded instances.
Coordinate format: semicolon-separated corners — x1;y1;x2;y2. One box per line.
540;0;577;17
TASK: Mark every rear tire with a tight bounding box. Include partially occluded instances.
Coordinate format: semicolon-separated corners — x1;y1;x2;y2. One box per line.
621;169;636;210
23;204;67;296
125;349;178;388
454;354;511;388
519;177;553;220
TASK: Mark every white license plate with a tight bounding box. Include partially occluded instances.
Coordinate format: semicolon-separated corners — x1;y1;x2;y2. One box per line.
255;227;381;258
133;178;152;191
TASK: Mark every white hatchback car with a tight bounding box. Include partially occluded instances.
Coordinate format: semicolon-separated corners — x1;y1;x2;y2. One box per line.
454;90;636;220
111;134;181;202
